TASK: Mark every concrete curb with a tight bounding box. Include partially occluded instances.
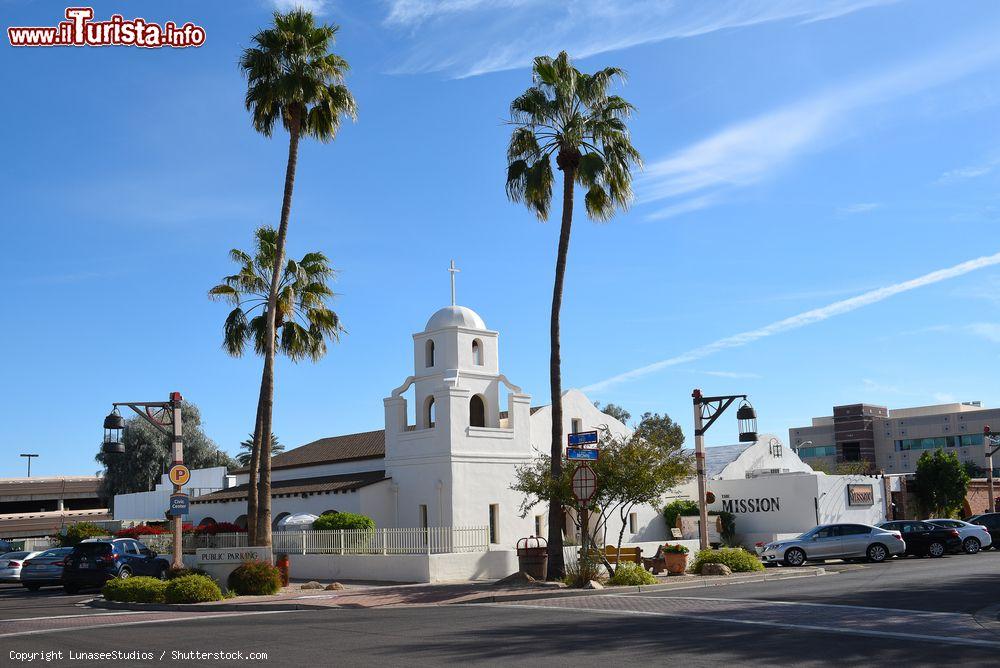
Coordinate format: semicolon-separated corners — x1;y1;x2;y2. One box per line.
463;567;827;604
87;598;336;613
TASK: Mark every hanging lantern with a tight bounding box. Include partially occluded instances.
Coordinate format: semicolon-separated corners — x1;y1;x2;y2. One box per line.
102;408;125;454
736;400;758;443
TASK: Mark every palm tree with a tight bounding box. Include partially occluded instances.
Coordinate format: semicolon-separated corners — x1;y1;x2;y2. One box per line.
239;9;356;547
237;433;284;468
209;225;346;545
505;52;641;578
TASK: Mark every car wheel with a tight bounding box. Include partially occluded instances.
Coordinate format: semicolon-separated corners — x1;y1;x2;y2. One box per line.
118;568;132;579
783;547;806;567
963;537;981;554
867;543;889;563
23;584;41;592
927;541;945;558
156;566;168;580
63;584;79;595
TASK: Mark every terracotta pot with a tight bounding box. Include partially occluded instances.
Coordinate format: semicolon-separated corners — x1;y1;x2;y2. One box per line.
663;552;688;574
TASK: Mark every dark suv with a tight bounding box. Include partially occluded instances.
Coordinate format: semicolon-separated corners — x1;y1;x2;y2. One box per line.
62;539;170;594
967;512;1000;549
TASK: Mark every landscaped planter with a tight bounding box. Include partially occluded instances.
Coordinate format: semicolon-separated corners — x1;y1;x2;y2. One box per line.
663;552;687;575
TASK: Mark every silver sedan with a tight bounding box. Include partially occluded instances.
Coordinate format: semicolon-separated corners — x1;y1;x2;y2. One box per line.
926;518;993;554
760;523;906;566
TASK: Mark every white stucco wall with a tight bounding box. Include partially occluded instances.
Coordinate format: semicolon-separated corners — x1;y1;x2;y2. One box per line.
287;550;518;583
113;467;230;521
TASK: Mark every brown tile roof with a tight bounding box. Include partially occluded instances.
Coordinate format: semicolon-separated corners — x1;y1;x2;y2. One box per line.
193;471;389;504
233;429;386;474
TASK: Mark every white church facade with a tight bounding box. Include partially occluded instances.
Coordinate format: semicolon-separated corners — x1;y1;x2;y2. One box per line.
177;301;632;549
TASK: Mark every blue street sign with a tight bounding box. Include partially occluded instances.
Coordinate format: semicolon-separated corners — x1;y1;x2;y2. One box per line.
168;494;189;516
567;447;599;461
568;430;599;447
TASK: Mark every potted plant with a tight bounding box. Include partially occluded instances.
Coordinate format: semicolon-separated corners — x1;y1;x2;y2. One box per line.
660;543;690;574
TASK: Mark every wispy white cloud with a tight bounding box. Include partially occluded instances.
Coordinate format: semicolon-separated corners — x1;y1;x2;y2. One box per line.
937;159;1000;183
640;37;1000;219
582;250;1000;393
384;0;898;78
839;202;881;214
698;370;762;379
967;322;1000;343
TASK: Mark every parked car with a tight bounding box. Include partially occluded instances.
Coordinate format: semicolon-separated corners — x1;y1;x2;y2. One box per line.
0;551;42;583
966;512;1000;549
878;520;961;557
20;547;74;591
62;538;170;594
926;518;993;554
760;523;906;566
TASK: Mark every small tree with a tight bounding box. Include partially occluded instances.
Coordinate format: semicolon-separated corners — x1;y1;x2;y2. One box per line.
914;450;970;517
593;402;631;424
513;417;692;576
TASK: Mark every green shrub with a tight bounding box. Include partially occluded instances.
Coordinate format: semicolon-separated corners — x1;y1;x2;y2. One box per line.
607;561;657;586
689;548;764;574
662;500;699;529
312;512;375;532
660;543;689;554
58;522;109;547
164;574;222;603
165;566;209;580
102;576;167;603
227;560;282;596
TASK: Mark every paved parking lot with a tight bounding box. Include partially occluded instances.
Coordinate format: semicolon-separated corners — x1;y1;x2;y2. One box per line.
1;550;999;665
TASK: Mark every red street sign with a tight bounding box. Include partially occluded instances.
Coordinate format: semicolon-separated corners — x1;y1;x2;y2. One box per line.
572;464;597;503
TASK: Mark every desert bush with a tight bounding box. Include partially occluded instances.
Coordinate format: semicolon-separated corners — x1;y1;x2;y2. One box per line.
562;556;606;588
689;548;764;574
227;560;282;596
163;574;223;603
115;524;168;538
58;522;109;547
102;576;167;603
312;512;375;532
194;522;245;535
607;561;657;586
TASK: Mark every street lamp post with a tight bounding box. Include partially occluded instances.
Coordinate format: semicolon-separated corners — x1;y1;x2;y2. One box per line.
19;453;39;477
692;389;758;551
102;392;185;569
985;426;1000;513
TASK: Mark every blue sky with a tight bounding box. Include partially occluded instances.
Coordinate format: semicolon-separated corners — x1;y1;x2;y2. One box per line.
2;0;1000;478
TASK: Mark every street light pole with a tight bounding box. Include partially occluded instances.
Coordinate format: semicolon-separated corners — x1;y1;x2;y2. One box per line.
19;453;38;477
692;389;757;551
985;426;1000;514
103;392;185;569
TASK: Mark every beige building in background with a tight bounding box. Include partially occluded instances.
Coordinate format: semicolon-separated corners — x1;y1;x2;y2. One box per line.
789;402;1000;475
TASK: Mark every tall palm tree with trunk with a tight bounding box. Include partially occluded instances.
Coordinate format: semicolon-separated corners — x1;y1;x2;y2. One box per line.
505;52;641;578
237;433;285;469
209;226;344;542
239;9;356;546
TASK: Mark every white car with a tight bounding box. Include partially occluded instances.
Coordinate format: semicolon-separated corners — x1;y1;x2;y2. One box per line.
926;519;992;554
0;551;41;583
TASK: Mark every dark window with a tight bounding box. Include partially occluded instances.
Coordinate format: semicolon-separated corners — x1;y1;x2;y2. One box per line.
840;525;871;535
841;443;861;461
470;395;486;428
814;527;837;538
425;339;435;368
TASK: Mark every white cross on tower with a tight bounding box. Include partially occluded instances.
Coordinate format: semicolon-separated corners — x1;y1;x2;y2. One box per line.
448;259;460;306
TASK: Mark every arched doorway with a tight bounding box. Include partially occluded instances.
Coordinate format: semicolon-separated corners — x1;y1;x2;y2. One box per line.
234;515;248;530
470;394;486;428
272;512;291;531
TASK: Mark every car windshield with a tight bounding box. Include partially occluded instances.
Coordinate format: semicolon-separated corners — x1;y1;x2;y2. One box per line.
37;548;71;558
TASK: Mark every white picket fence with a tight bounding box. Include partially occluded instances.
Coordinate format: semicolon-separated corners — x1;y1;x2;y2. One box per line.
139;526;491;556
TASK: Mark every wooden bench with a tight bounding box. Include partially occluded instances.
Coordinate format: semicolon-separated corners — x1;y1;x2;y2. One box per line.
581;545;643;564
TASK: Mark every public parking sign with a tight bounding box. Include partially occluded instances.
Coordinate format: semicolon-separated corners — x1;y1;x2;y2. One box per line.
567;447;599;461
168;494;189;516
567;431;598;447
168;464;191;487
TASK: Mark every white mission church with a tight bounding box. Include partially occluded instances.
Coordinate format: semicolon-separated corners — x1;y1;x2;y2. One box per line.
184;292;633;547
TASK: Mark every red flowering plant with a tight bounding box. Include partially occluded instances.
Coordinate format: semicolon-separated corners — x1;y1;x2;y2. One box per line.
194;521;246;535
115;524;168;538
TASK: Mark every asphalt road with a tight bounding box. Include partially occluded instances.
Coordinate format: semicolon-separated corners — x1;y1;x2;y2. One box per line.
2;551;1000;666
